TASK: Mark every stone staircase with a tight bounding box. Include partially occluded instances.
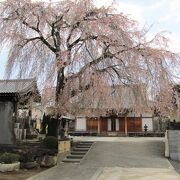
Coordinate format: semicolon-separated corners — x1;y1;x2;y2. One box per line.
62;141;94;163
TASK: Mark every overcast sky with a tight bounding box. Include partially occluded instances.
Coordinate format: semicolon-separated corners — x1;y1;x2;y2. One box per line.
0;0;180;79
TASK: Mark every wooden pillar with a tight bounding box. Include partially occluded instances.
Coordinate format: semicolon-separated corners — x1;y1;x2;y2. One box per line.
125;115;128;136
98;118;101;134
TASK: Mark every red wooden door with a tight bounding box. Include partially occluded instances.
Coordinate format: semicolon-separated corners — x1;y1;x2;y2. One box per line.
119;118;125;132
127;117;142;132
87;118;98;132
100;118;107;132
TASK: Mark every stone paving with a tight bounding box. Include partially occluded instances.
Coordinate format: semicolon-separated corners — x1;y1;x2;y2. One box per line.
28;137;180;180
97;167;180;180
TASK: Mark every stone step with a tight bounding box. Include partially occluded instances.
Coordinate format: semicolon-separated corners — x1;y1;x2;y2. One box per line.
62;158;81;163
79;141;94;144
67;155;84;159
71;151;87;155
77;143;92;145
77;144;92;147
80;141;94;143
76;145;91;148
76;142;92;146
73;148;89;151
76;147;91;149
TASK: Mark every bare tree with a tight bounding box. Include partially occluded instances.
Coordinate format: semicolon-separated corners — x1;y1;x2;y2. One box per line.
0;0;179;118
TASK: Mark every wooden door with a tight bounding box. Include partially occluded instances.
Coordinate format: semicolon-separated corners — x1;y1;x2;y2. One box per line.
87;118;98;132
127;117;142;132
119;117;125;132
100;118;107;132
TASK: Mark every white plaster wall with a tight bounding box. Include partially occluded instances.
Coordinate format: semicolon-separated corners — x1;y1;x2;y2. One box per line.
76;117;86;131
127;112;152;118
116;119;119;131
108;119;111;131
142;118;153;131
141;113;152;117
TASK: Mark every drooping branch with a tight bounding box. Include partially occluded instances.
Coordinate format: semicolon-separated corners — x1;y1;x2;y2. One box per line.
22;19;56;52
0;0;179;115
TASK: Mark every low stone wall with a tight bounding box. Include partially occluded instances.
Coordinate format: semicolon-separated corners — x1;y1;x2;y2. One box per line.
168;130;180;161
58;140;71;153
165;131;169;157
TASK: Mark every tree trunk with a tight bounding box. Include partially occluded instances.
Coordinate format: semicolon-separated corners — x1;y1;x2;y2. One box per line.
48;55;66;138
55;67;65;104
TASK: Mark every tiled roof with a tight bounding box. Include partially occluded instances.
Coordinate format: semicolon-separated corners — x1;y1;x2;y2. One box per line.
0;78;36;94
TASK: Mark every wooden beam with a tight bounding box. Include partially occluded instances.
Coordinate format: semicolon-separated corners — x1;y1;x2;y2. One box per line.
125;116;128;136
98;118;101;134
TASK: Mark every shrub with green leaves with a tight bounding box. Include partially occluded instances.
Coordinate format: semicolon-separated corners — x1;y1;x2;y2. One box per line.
43;136;58;149
0;153;20;164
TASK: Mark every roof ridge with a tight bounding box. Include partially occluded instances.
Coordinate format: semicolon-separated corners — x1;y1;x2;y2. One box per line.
0;78;35;82
0;78;37;94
